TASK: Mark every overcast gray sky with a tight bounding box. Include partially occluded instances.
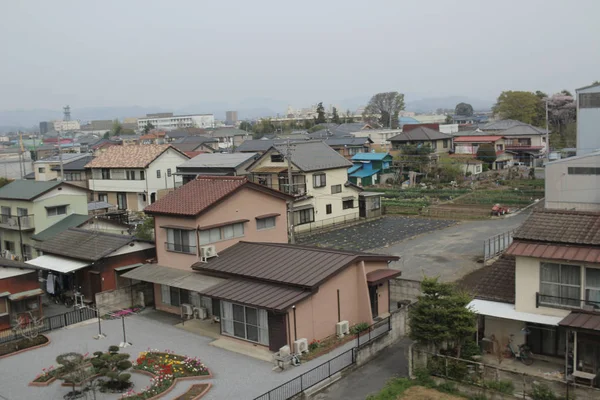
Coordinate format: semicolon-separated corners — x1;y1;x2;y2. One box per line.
1;0;599;111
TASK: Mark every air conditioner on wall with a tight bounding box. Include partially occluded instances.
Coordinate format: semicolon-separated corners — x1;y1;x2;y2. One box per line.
278;345;291;357
194;306;208;320
199;245;218;262
336;321;350;338
180;303;193;320
294;338;309;354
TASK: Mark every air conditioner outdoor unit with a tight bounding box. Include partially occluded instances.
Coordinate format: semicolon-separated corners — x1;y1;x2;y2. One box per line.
294;338;309;354
180;303;193;320
336;321;350;338
278;345;291;357
194;306;208;320
199;245;218;262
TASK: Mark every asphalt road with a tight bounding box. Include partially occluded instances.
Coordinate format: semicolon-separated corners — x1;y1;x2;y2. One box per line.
312;338;411;400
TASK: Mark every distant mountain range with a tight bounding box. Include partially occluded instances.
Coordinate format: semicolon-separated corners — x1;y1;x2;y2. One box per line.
0;95;493;133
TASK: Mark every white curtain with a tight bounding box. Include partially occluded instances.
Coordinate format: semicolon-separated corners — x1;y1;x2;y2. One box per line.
221;301;234;335
258;309;269;346
586;268;600;305
161;285;171;305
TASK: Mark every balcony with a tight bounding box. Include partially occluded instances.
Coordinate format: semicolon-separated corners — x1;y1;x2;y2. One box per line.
536;292;600;311
0;215;35;231
164;241;197;255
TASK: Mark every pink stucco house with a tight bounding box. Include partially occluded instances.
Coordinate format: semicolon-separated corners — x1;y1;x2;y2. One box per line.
125;175;400;353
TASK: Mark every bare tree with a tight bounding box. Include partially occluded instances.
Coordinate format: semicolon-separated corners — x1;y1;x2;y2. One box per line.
363;92;405;128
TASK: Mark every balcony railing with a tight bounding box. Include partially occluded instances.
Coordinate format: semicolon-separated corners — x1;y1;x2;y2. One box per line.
536;292;600;310
0;215;34;230
164;242;196;255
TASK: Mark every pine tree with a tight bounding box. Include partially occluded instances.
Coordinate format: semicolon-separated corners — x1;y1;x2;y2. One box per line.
332;107;340;124
316;102;326;124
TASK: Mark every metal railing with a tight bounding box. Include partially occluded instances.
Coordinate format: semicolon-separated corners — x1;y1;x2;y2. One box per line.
0;214;34;230
483;229;515;261
536;292;600;310
253;316;391;400
294;212;360;235
0;307;97;344
164;242;197;254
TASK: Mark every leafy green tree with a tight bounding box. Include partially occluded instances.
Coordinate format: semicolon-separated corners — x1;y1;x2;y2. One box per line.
409;277;476;357
492;91;541;125
252;118;276;139
476;143;497;167
120;128;136;135
332;107;340;124
143;122;155;134
103;132;110;139
395;144;435;174
111;119;123;136
454;102;473;116
315;102;326;124
0;178;11;188
445;115;453;124
303;119;315;130
135;216;154;240
363;92;405;128
345;109;355;123
239;121;252;132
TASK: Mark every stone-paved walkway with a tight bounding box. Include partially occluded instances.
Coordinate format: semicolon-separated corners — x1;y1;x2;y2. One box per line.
297;216;456;251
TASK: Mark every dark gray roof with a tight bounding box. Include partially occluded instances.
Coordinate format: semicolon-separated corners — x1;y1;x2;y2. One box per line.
51;155;94;171
178;153;258;169
37;153;88;163
88;201;115;211
0;258;36;270
480;119;525;131
173;135;218;144
0;180;63;201
165;130;191;139
499;125;547;136
473;255;515;304
389;126;453;142
31;214;91;241
210;128;251;138
514;209;600;245
236;139;277;152
272;140;353;171
36;228;139;261
325;137;373;146
192;241;399;289
481;120;547;134
331;123;371;135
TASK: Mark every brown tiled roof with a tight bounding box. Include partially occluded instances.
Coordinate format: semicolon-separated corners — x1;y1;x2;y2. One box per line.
559;312;600;331
192;241;399;289
473;255;515;304
514;209;600;245
144;176;292;216
85;144;187;168
505;241;600;263
202;279;311;311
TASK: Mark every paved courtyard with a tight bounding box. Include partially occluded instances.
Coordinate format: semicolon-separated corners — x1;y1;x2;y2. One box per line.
0;310;356;400
297;216;456;251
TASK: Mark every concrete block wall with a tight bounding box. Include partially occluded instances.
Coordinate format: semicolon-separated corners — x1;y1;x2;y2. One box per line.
390;278;421;310
356;307;409;366
95;282;154;316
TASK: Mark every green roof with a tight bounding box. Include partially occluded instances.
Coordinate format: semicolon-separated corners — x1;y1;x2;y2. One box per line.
31;214;91;241
0;180;62;201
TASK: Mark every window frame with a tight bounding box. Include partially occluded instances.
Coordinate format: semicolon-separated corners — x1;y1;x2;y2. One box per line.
313;173;326;188
38;167;46;173
371;197;381;210
296;208;315;225
331;184;342;194
539;262;581;308
156;169;161;178
46;205;67;217
165;228;196;254
199;222;245;245
270;154;284;163
342;199;354;210
98;193;108;203
0;296;8;316
256;216;276;231
579;93;600;109
220;301;268;345
326;204;332;215
101;168;110;179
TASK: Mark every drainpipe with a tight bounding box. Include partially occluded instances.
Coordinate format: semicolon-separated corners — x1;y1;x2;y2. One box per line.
17;216;24;260
292;305;297;341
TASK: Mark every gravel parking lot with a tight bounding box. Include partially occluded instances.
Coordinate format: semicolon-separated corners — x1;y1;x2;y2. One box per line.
297;216;456;251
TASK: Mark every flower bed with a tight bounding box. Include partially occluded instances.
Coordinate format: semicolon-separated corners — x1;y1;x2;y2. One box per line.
0;334;49;358
174;383;211;400
121;350;210;399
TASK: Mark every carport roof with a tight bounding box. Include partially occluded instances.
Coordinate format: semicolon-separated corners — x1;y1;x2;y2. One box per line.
559;312;600;332
121;263;225;293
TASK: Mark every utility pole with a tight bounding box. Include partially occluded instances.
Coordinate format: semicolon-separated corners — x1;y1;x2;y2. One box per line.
18;132;23;179
286;139;295;244
545;98;550;163
57;131;64;180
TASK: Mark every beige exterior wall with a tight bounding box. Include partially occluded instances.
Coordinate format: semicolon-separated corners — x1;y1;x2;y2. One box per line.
34;162;61;181
153;283;181;314
545;153;600;211
154;186;288;270
484;316;526;347
363;261;392;317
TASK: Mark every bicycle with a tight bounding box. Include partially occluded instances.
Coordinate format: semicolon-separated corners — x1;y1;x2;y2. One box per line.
504;334;534;365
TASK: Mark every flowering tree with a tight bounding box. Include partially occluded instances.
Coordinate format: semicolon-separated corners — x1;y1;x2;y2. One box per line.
547;92;576;135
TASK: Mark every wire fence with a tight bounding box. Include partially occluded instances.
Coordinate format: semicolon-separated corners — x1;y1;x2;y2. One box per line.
253;316;391;400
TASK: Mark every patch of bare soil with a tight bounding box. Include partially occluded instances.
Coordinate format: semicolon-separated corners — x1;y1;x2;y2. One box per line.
399;386;464;400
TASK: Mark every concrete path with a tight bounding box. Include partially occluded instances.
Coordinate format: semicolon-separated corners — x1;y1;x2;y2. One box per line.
312;338;412;400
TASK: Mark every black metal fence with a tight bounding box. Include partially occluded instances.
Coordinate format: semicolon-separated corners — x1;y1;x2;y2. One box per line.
483;229;515;261
253;316;391;400
0;307;97;344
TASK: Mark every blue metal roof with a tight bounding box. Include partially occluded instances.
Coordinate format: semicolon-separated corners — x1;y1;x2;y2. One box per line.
347;164;362;174
351;152;390;161
350;168;380;178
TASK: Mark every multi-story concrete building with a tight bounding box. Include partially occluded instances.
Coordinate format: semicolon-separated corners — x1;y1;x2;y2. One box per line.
34;153;90;181
137;114;214;131
545;151;600;211
225;111;238;125
39;121;53;135
53;120;81;132
576;82;600;156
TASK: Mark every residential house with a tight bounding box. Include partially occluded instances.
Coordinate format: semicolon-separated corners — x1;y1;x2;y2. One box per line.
246;141;363;233
576;82;600;156
164;130;191;143
26;228;154;304
0;180;89;261
30;212;131;243
170;135;219;156
176;153;258;183
452;135;513;169
545;151;600;211
325;137;373;159
351;129;399;152
208;128;252;150
49;155;94;195
236;139;281;154
471;209;600;383
85;144;190;210
0;259;44;330
139;131;166;145
90;138;122;155
124;240;399;352
480;120;548;165
34;153;89;181
388;126;453;156
348;153;393;186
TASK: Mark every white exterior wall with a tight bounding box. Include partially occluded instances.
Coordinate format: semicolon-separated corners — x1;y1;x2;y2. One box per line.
137;114;215;131
545;152;600;211
576;85;600;156
53;120;81;132
439;124;459;134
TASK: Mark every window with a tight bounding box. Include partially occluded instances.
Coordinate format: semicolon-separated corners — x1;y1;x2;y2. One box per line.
65;172;82;181
167;168;172;177
156;169;161;178
586;268;600;307
17;208;28;217
343;199;354;209
98;193;108;202
101;168;110;179
199;222;244;245
496;144;503;151
1;206;11;216
540;263;581;307
166;228;196;254
117;192;127;210
326;204;332;214
47;205;67;216
331;184;342;194
126;170;135;180
38;167;46;173
160;285;190;307
257;217;276;230
568;167;600;175
140;171;145;180
348;147;362;155
371;196;381;210
296;208;314;225
0;296;7;316
431;141;437;150
313;173;326;188
220;301;269;345
579;93;600;108
270;154;284;162
443;139;449;149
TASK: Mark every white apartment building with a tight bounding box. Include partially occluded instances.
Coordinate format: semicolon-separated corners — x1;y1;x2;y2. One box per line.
137;114;215;131
53;120;81;132
576;82;600;156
